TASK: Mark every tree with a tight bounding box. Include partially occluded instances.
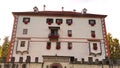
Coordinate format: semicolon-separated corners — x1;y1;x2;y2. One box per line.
0;46;2;57
107;33;120;63
0;36;10;62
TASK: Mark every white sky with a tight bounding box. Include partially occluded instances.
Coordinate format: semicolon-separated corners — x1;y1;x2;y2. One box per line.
0;0;120;45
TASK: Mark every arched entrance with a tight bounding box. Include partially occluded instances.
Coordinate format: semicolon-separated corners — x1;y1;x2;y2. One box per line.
51;63;62;68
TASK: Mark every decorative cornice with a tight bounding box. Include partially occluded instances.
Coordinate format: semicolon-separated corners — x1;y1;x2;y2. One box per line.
12;11;107;18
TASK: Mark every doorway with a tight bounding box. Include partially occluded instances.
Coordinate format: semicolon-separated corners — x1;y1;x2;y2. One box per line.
51;63;62;68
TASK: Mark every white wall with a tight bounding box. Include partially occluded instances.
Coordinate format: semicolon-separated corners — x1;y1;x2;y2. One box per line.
16;16;103;39
12;16;106;62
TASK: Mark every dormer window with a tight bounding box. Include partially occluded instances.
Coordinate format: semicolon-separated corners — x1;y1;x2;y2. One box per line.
66;19;73;25
23;17;30;24
89;20;96;26
48;27;60;40
56;19;62;25
46;18;53;25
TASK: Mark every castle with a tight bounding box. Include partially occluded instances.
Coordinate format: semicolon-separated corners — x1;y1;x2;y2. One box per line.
5;6;110;68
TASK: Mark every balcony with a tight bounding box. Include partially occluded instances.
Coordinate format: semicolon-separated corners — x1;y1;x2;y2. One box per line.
48;33;59;39
48;26;60;41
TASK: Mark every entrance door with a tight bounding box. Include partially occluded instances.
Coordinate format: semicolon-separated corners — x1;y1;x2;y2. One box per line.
51;63;62;68
52;66;58;68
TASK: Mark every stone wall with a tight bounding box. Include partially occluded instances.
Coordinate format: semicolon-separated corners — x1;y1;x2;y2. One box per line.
0;63;119;68
0;63;42;68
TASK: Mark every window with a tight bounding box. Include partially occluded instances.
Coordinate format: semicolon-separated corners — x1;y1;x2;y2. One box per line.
49;29;59;39
11;64;16;68
51;29;58;36
23;29;28;34
89;20;96;26
26;56;31;63
46;65;49;68
95;59;99;64
35;57;38;63
56;42;61;50
20;41;25;47
22;64;26;68
70;57;74;63
88;40;102;56
56;19;62;25
68;30;72;37
11;57;15;63
4;64;9;68
23;17;30;24
48;27;60;40
68;42;72;49
46;42;51;49
93;43;98;50
88;57;93;64
91;31;96;38
66;19;73;25
81;58;84;63
46;18;53;25
19;57;23;63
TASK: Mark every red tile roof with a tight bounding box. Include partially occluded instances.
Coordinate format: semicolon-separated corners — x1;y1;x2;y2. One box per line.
12;11;107;18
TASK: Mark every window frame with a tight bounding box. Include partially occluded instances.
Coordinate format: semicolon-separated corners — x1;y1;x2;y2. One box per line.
89;20;96;26
68;30;72;37
46;42;51;49
91;30;96;38
46;18;53;25
56;19;63;25
20;41;26;47
23;17;30;24
23;29;28;35
68;42;72;49
66;19;73;25
56;42;61;50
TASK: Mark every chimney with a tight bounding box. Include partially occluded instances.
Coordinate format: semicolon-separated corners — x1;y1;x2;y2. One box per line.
82;8;87;14
73;9;76;12
43;5;46;11
62;7;64;11
33;6;39;13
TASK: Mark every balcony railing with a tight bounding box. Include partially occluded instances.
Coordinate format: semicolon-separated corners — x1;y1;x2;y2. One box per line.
48;33;59;39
